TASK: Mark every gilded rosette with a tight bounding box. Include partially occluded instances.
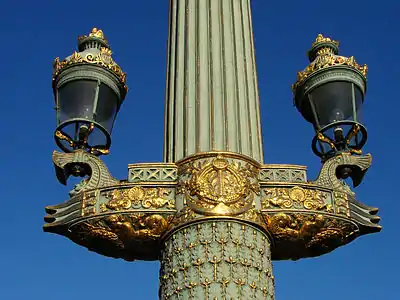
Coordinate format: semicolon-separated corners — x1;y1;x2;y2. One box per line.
292;34;368;93
52;28;127;93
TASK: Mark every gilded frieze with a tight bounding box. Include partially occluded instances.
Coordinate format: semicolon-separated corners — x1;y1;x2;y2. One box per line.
99;186;175;212
262;186;332;212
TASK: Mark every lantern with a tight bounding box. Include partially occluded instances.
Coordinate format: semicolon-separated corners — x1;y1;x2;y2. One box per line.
52;28;127;155
293;34;368;160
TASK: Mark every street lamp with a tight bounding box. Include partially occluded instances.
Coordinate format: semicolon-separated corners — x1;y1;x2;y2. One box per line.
43;10;381;299
293;34;368;161
53;28;127;156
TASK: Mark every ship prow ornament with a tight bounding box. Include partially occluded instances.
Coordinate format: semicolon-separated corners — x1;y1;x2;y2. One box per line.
44;10;380;300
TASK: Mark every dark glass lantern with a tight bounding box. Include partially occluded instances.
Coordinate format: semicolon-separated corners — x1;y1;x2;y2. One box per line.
293;34;368;159
52;28;127;155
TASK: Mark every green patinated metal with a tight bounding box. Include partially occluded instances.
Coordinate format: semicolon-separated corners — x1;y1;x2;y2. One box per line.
43;1;381;299
160;221;274;299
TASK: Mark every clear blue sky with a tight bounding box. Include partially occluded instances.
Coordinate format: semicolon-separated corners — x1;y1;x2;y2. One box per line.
1;0;397;299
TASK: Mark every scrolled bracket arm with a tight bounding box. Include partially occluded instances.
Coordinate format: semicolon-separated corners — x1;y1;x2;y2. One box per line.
314;152;372;191
312;152;381;234
52;150;119;196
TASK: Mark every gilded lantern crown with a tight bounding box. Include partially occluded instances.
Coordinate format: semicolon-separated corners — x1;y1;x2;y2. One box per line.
52;28;128;95
292;34;368;93
77;27;109;46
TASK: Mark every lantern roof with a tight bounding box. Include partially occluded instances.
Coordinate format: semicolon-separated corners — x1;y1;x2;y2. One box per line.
52;28;127;94
292;34;368;93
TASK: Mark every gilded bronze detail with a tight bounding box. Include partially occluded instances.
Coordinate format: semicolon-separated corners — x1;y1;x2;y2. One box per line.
45;150;380;262
312;33;339;47
178;155;259;216
262;186;332;212
292;34;367;92
101;186;175;212
68;213;172;261
53;47;127;88
265;212;358;260
78;27;108;43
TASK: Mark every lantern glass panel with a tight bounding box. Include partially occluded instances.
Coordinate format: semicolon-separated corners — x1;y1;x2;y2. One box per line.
94;84;119;133
58;80;97;124
354;88;364;124
309;81;363;128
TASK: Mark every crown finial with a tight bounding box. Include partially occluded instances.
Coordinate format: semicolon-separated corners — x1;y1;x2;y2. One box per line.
77;27;109;51
78;28;108;43
312;34;339;48
308;33;339;62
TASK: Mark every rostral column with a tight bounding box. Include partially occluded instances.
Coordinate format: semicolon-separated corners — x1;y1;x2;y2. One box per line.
44;1;381;299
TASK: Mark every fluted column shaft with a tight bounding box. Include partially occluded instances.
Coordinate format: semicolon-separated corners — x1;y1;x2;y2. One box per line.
164;0;264;163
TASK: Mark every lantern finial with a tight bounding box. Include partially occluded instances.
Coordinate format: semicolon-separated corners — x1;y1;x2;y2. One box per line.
312;33;339;48
78;28;108;45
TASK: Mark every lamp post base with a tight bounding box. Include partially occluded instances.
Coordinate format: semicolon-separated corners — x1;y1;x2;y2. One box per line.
159;220;275;299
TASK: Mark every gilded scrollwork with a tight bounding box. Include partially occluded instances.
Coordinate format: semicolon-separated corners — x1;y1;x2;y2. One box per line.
265;213;358;260
292;34;367;91
53;28;127;90
262;186;332;212
99;186;175;212
53;47;127;88
178;155;259;216
333;191;350;216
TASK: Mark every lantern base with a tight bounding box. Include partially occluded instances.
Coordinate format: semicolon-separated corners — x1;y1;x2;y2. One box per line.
55;119;111;155
312;121;367;160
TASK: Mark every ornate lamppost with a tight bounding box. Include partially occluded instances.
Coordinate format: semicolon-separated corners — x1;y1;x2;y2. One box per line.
44;3;381;299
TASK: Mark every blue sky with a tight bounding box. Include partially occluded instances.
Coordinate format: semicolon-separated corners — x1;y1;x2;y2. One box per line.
1;0;398;299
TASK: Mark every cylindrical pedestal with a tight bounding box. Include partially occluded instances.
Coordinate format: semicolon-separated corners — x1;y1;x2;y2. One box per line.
159;220;275;299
